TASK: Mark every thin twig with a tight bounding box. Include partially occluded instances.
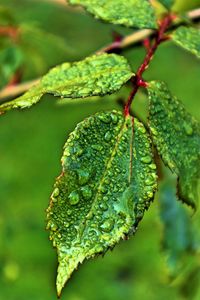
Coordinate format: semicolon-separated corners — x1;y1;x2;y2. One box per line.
0;7;200;102
187;8;200;19
0;79;40;100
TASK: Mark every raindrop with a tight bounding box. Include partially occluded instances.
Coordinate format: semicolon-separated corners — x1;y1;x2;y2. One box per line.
104;131;112;142
91;144;103;151
69;191;80;205
99;202;108;211
183;122;193;136
81;186;92;200
73;145;83;157
100;219;114;232
111;113;118;124
77;170;90;185
99;114;111;124
141;155;152;164
53;187;60;197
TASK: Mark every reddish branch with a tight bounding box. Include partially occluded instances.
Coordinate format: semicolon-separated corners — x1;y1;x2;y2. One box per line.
0;26;19;41
124;14;175;116
0;8;200;102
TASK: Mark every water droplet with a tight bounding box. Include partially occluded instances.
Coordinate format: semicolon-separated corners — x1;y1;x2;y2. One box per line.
149;163;157;170
81;186;92;200
64;222;70;228
100;185;107;194
100;219;114;232
99;202;108;211
141;155;152;164
63;148;71;157
52;197;57;203
111;113;118;124
67;209;72;216
69;191;80;205
73;145;83;157
77;170;90;185
183;122;193;136
53;187;60;197
104;131;112;142
91;144;103;151
145;177;155;186
99;114;111;124
147;191;154;198
94;245;104;253
51;223;58;231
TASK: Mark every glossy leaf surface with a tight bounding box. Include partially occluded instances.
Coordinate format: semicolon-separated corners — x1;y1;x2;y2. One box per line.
0;54;133;113
147;81;200;209
68;0;157;29
171;26;200;59
47;110;157;296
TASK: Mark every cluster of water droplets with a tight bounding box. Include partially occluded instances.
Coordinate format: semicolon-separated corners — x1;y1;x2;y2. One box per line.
148;81;199;207
41;54;132;98
47;110;158;268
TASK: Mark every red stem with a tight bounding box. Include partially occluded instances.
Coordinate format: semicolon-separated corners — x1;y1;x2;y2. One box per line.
124;14;174;116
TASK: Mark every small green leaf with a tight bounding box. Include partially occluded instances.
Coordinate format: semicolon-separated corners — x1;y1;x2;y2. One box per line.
47;110;157;296
171;26;200;59
68;0;158;29
147;81;200;209
0;53;133;113
158;0;174;9
0;46;23;89
159;175;196;274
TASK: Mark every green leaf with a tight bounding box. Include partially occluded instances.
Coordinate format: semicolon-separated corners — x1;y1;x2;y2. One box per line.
68;0;158;29
0;46;23;89
0;53;133;113
171;26;200;59
46;110;157;296
159;175;196;274
147;81;200;209
158;0;174;9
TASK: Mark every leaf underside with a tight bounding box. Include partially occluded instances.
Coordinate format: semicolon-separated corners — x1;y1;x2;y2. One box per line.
147;81;200;209
47;110;157;296
171;26;200;59
0;53;133;113
68;0;158;29
158;0;174;9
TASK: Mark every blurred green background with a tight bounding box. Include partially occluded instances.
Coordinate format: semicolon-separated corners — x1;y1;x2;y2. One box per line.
0;0;200;299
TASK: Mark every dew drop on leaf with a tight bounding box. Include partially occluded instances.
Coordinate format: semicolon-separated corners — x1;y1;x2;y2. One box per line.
69;191;80;205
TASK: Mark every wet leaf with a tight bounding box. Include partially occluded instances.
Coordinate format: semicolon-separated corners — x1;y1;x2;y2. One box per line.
0;53;133;113
171;26;200;59
46;110;157;296
147;81;200;209
68;0;158;29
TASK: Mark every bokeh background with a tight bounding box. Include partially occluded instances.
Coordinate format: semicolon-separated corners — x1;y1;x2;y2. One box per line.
0;0;200;299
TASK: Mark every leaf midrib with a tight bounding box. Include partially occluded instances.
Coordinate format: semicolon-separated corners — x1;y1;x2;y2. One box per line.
77;115;133;240
42;65;132;93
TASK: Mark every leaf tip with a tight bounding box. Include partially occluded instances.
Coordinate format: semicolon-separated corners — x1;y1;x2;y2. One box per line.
56;250;84;297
